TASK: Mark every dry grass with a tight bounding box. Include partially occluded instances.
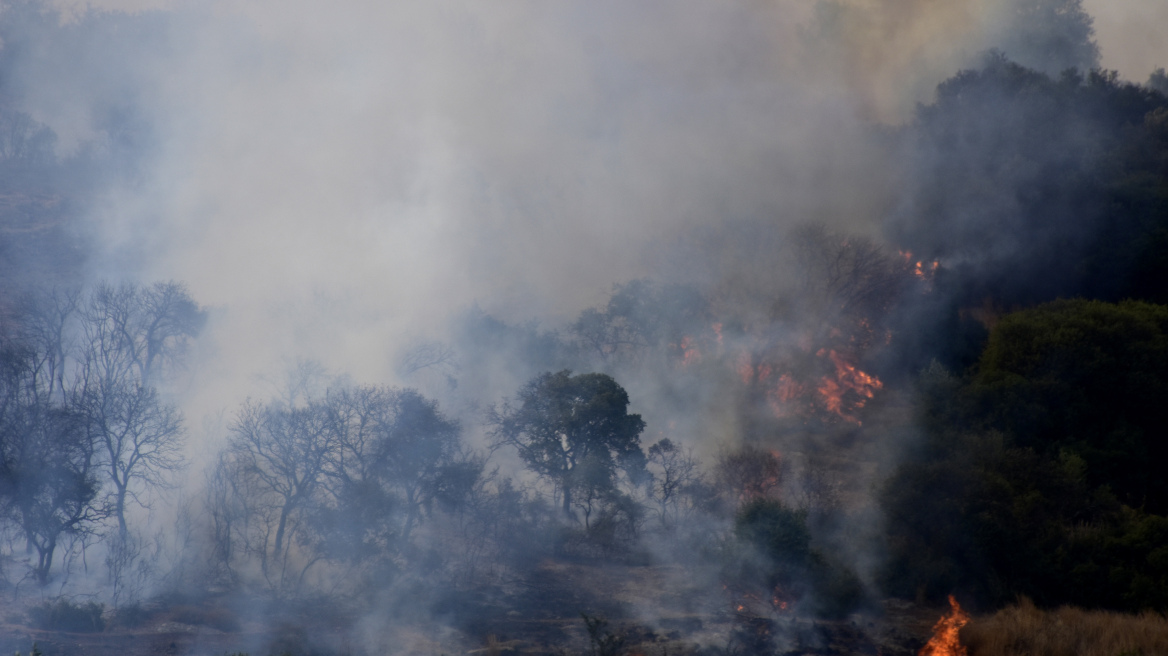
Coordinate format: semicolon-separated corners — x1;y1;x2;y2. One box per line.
963;597;1168;656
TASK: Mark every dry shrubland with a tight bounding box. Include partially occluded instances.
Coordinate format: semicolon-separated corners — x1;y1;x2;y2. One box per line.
963;597;1168;656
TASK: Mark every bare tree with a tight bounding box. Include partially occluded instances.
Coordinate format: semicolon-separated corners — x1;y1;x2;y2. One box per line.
209;384;478;595
645;438;703;529
80;380;184;539
397;342;459;391
790;224;909;348
81;282;204;389
16;287;80;404
715;445;784;507
326;385;468;545
0;343;101;585
225;399;334;590
78;282;198;539
205;450;250;585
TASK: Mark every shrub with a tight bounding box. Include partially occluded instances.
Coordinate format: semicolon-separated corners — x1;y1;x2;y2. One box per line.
109;603;150;628
729;499;865;618
169;604;242;632
962;597;1168;656
29;599;105;633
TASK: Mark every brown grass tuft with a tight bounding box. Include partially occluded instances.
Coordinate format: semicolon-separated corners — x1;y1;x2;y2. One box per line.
962;597;1168;656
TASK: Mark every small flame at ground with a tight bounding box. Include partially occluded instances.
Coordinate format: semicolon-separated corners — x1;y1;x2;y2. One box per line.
919;595;970;656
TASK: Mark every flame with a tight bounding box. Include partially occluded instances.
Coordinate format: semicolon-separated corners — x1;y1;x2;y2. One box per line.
739;347;883;424
678;335;701;366
913;259;939;280
815;349;883;425
765;374;803;417
738;356;777;387
737;354;755;385
919;596;969;656
737;450;783;502
771;585;793;612
770;374;801;402
900;250;940;284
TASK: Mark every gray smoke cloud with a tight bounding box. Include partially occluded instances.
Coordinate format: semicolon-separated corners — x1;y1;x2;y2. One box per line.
0;0;1162;650
26;0;1144;428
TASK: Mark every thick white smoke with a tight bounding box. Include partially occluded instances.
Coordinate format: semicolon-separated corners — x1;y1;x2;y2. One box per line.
16;0;1162;450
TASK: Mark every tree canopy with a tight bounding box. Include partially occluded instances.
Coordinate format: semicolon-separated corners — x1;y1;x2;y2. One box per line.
493;371;646;518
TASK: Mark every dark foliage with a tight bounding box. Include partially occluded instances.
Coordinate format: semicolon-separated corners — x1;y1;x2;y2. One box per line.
888;54;1168;371
729;499;864;619
29;599;105;633
493;371;646;519
570;279;711;364
883;300;1168;611
972;299;1168;511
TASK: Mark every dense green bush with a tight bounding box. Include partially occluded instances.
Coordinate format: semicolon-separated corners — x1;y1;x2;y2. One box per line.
970;299;1168;509
883;299;1168;611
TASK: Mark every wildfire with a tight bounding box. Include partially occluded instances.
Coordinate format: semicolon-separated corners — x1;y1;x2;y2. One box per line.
771;585;793;612
816;349;883;425
727;582;794;619
678;335;702;366
913;259;940;279
919;595;970;656
739;347;883;424
737;354;757;385
900;249;939;285
768;374;802;405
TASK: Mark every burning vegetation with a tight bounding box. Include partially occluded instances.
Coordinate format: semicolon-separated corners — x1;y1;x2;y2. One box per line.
0;1;1166;655
918;596;969;656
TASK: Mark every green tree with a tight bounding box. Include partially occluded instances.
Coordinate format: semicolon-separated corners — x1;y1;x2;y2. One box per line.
972;299;1168;511
492;371;646;518
882;300;1168;610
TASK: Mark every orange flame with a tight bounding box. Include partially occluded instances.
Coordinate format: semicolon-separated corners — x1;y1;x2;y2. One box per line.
913;259;939;280
816;349;883;425
771;585;793;612
765;374;803;417
678;336;701;366
919;595;969;656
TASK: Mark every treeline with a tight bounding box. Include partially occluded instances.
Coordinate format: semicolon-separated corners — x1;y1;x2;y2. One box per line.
200;365;864;617
879;54;1168;613
0;274;884;635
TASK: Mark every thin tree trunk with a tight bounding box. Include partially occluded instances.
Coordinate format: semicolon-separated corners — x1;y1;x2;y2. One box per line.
115;485;128;539
36;537;57;585
274;501;291;556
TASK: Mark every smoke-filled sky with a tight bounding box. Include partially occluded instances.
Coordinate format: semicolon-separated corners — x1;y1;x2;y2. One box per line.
17;0;1168;431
